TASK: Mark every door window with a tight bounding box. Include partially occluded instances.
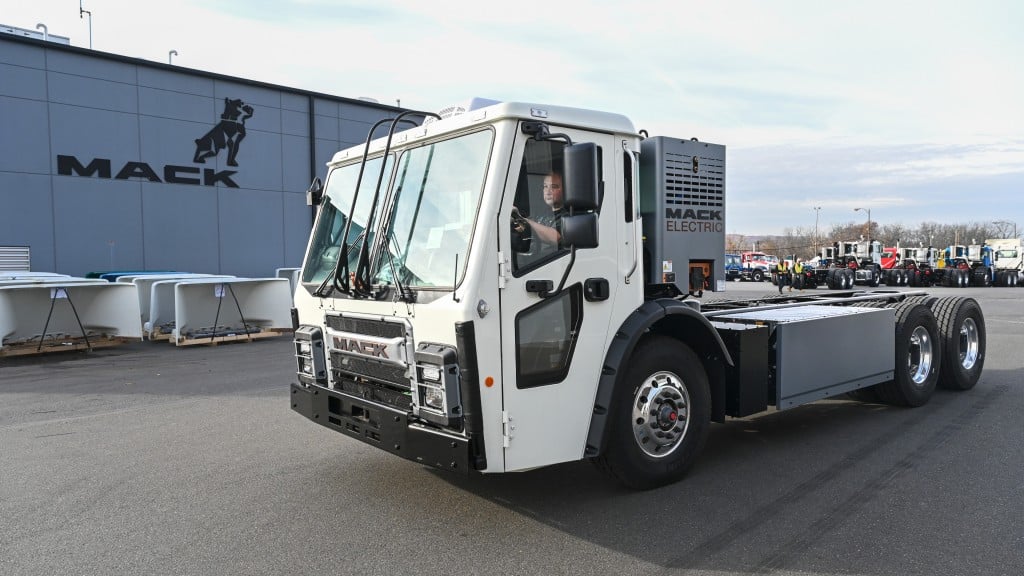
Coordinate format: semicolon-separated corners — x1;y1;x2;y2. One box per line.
515;284;583;388
510;140;568;273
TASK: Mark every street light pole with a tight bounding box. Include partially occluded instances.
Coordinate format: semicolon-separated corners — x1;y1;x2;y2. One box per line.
854;207;871;243
813;206;821;256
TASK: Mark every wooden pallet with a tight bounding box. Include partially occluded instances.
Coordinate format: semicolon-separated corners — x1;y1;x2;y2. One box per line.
0;335;134;357
173;329;287;347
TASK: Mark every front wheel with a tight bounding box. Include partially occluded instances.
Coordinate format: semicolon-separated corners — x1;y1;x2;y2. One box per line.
595;335;711;490
752;269;765;282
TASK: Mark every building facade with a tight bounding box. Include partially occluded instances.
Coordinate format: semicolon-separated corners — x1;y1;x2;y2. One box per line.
1;32;405;277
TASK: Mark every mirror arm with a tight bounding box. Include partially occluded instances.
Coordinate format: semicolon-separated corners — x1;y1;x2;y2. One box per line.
542;246;576;299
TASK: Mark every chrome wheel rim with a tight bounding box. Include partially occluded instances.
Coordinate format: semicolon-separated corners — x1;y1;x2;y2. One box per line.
908;325;934;385
959;318;980;370
632;371;691;458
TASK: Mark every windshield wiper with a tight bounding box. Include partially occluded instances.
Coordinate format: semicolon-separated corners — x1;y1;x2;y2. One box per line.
381;233;415;303
353;110;440;298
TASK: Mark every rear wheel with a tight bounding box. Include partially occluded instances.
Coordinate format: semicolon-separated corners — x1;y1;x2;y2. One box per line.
875;303;942;407
930;297;986;391
595;335;711;490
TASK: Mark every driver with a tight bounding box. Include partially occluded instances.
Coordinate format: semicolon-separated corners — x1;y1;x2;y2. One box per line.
512;171;565;249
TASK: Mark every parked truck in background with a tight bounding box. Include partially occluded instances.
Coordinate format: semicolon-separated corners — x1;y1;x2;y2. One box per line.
889;246;939;287
985;238;1022;286
288;99;987;489
739;251;777;282
726;252;771;282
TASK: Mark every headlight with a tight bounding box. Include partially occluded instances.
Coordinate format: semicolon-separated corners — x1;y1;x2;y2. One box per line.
414;344;461;427
420;365;442;382
422;385;445;411
294;326;326;384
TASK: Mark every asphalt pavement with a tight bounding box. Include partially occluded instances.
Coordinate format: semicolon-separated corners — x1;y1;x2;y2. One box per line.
2;281;1022;576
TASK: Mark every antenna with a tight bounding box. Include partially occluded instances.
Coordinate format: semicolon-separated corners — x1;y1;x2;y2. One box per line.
79;0;93;49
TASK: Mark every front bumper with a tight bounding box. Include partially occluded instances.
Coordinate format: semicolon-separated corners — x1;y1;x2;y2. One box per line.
290;383;473;473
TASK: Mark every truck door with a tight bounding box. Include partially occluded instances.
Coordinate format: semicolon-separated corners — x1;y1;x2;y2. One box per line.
498;128;621;471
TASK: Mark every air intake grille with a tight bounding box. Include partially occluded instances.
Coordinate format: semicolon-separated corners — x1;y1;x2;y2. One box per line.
330;350;409;388
663;152;724;208
326;315;405;338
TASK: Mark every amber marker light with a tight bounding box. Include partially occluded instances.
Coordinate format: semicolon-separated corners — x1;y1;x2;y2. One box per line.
485;376;494;388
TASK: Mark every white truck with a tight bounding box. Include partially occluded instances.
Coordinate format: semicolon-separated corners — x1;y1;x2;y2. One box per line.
289;100;987;489
984;238;1022;287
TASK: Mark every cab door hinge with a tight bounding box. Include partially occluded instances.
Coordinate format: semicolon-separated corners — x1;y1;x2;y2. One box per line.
502;410;514;448
498;251;511;289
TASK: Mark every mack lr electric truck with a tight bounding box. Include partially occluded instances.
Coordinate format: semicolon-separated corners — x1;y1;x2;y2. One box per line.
289;100;987;489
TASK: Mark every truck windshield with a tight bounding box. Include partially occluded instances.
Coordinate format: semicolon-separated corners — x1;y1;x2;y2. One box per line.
301;154;394;286
371;129;492;290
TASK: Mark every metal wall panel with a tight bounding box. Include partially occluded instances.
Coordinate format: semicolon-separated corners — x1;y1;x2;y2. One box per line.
0;97;50;174
47;72;139;113
141;183;220;273
282;134;311;191
46;51;136;83
283;193;312;268
49;103;140;161
0;40;45;67
138;87;212;123
137;67;214;97
0;172;54;272
53;177;145;276
0;63;46;100
218;187;285;277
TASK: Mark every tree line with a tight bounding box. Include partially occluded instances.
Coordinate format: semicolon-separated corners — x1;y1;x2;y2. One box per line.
727;220;1020;260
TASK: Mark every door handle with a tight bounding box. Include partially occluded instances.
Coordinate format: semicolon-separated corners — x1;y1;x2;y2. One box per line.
525;280;554;295
584;278;609;301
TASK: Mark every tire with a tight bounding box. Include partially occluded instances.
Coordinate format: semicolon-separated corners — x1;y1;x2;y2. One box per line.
826;269;837;289
595;335;711;490
752;269;764;283
874;303;942;407
960;269;970;288
844;269;855;289
930;297;986;391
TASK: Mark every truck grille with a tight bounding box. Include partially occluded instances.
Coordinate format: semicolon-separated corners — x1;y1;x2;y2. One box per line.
326;315;412;412
330;350;408;386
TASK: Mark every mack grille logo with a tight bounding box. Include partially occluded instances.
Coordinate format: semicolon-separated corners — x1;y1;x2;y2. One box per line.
56;97;254;189
332;336;390;359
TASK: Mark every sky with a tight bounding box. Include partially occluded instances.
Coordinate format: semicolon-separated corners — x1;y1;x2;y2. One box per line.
7;0;1023;236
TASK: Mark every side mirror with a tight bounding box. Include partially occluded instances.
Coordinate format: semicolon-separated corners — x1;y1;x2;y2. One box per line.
562;213;599;249
563;143;599;211
306;177;324;206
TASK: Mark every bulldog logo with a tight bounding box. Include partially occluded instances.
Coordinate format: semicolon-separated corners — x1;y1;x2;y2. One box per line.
193;97;254;167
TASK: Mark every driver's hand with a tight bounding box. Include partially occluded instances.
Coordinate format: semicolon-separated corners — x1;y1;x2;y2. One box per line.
511;208;527;232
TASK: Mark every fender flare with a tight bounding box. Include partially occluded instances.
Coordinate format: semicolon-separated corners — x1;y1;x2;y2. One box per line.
583;299;733;458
